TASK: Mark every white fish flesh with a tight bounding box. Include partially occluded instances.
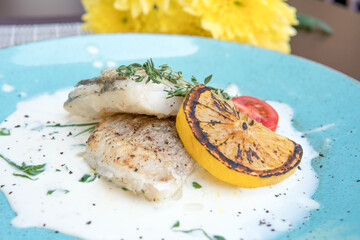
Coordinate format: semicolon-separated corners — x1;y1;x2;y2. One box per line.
64;68;183;119
83;113;197;201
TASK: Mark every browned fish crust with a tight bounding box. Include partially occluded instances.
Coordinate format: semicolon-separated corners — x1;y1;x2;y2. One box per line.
85;113;197;201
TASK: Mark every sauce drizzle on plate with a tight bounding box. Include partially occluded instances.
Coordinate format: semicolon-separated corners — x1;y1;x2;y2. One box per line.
0;88;319;240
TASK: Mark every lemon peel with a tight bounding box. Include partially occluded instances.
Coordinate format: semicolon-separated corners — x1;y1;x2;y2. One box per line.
176;85;303;188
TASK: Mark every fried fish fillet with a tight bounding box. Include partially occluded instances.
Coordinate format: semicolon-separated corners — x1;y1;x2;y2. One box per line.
84;113;197;201
64;68;183;119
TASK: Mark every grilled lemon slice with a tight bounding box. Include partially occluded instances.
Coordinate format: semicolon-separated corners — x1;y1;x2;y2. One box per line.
176;85;303;188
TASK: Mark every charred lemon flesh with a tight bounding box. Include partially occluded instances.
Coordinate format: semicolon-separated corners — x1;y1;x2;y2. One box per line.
176;85;303;188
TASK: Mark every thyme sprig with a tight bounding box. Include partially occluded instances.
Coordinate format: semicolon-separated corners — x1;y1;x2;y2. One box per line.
116;59;230;100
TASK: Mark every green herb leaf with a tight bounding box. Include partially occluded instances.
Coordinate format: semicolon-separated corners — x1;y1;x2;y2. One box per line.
79;174;91;182
130;63;142;68
204;75;213;85
46;122;98;128
72;143;87;147
87;174;98;182
79;173;97;183
13;173;37;180
47;190;56;195
0;153;45;176
171;220;180;229
116;59;230;100
121;187;128;191
296;13;333;35
135;75;145;82
20;162;46;176
0;128;10;136
191;76;199;85
174;228;213;240
47;189;69;195
213;236;226;240
171;221;224;240
74;126;96;137
192;182;202;189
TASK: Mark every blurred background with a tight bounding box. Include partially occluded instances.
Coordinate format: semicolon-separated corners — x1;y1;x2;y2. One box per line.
0;0;359;24
0;0;359;80
0;0;84;24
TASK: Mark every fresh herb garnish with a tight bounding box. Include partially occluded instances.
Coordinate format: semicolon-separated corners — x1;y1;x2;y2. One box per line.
171;220;225;240
121;187;128;191
72;143;87;147
0;153;45;177
47;189;70;195
79;174;91;182
47;190;56;195
74;126;96;136
116;59;230;100
79;173;98;183
13;173;37;180
176;229;213;240
171;220;180;229
192;182;202;189
213;236;226;240
46;123;98;136
0;128;10;136
46;123;99;128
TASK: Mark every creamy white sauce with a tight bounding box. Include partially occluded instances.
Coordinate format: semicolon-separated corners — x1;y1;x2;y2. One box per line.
303;123;335;134
87;46;99;55
0;89;319;240
2;83;15;92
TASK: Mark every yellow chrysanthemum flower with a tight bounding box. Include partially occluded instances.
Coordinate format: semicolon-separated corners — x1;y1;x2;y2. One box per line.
82;0;137;33
114;0;170;17
82;0;210;36
179;0;298;53
81;0;297;53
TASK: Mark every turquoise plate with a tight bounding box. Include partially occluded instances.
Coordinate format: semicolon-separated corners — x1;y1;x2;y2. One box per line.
0;34;359;240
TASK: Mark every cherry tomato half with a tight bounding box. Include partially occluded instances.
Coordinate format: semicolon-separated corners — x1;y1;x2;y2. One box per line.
231;96;279;131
